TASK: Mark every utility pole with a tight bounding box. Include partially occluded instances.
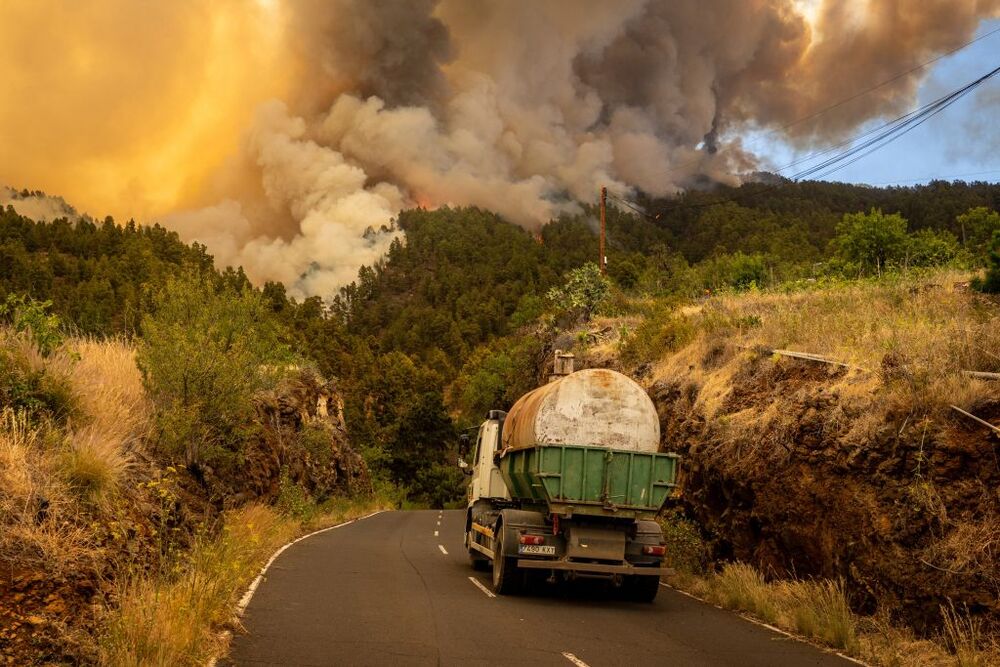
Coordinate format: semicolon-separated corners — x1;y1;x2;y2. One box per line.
599;186;607;275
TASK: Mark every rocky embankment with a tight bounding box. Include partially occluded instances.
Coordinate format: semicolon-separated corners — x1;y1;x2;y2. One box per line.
650;348;1000;633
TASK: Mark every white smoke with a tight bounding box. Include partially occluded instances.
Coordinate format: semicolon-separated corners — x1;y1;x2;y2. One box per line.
0;186;78;222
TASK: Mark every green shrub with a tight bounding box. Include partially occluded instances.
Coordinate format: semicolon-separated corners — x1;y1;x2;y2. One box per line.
298;423;333;465
658;509;709;574
0;341;76;420
618;309;695;367
547;262;611;321
450;335;543;419
693;252;770;292
832;208;909;275
906;228;959;268
0;295;65;357
276;470;314;521
137;272;293;471
956;207;1000;262
973;230;1000;294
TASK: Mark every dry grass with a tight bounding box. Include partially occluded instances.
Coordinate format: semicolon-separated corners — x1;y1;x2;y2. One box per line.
712;272;998;409
642;270;999;415
97;499;390;666
672;564;1000;666
940;602;1000;667
58;337;151;448
0;410;94;568
0;333;150;571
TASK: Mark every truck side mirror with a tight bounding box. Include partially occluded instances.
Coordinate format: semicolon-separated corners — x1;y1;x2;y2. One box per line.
458;433;470;456
457;457;473;475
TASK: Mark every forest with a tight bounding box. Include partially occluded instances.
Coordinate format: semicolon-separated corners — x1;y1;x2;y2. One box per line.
2;176;999;505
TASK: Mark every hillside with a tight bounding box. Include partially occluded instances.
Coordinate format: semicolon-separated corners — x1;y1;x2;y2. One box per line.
2;180;1000;663
512;272;999;663
0;296;374;663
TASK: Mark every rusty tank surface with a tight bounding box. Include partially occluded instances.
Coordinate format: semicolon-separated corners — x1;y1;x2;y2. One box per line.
501;368;660;453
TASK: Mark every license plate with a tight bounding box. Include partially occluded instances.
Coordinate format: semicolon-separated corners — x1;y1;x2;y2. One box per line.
519;544;556;555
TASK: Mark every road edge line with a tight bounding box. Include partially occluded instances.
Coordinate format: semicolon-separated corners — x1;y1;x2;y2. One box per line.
234;510;384;616
659;581;869;666
467;576;496;598
207;509;388;667
562;651;591;667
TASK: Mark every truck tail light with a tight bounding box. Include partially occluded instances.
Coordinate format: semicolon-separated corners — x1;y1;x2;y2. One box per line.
519;534;545;545
642;545;666;556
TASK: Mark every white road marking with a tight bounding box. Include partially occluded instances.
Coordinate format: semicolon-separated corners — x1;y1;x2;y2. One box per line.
468;576;496;598
438;544;449;555
434;530;439;537
436;520;441;526
658;582;870;666
205;511;389;666
562;652;590;667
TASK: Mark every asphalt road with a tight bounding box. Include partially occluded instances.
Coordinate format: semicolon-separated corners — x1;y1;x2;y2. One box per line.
225;510;855;666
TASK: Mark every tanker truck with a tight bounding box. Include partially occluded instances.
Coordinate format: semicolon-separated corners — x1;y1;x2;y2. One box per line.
459;352;679;601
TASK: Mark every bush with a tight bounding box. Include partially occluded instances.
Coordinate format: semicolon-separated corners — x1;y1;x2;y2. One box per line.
693;252;770;292
832;208;909;275
0;294;65;357
547;262;611;321
973;230;1000;294
658;509;709;574
618;309;695;368
906;228;959;268
0;333;76;421
137;273;292;471
956;207;1000;262
450;335;543;419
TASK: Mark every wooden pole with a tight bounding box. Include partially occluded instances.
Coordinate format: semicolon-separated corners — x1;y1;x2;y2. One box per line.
963;370;1000;381
600;186;607;275
950;405;1000;436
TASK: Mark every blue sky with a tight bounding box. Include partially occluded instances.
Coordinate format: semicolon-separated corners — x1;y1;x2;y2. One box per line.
751;18;1000;186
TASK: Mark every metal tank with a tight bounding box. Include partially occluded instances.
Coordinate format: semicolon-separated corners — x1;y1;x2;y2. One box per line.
501;368;660;453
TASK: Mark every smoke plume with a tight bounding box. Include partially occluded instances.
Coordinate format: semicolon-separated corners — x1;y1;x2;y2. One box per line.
1;0;997;297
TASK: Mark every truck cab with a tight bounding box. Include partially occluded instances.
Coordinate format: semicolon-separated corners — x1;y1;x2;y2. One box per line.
464;410;509;505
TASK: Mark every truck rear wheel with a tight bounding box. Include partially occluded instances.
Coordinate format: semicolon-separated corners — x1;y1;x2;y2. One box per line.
623;574;660;603
491;525;520;595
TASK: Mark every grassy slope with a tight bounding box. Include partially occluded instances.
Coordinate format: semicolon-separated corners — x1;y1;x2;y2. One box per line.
0;332;384;665
576;270;1000;665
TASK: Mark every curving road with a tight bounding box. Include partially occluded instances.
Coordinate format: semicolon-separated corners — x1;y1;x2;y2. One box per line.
224;510;855;666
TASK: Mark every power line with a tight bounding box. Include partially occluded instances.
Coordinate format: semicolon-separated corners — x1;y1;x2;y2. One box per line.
775;24;1000;136
649;24;1000;180
615;63;1000;218
788;64;1000;181
862;169;1000;186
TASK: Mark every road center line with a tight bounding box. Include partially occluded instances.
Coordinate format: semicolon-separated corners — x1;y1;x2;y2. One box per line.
562;652;590;667
434;530;439;537
467;576;496;598
438;544;449;555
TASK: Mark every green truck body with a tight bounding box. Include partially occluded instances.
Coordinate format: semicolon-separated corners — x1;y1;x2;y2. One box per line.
499;444;679;520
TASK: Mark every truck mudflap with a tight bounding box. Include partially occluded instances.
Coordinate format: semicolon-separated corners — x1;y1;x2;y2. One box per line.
516;559;674;576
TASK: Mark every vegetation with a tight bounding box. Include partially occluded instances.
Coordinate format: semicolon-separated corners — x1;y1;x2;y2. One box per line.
2;179;999;663
138;273;291;473
546;262;612;321
973;230;1000;293
672;564;999;666
98;497;390;666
